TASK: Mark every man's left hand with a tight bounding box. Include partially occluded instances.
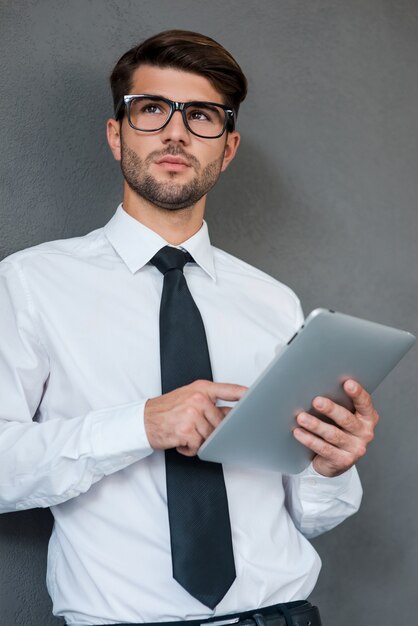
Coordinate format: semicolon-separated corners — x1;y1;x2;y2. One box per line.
293;379;379;477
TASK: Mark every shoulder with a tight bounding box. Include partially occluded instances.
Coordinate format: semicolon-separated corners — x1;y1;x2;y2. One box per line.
212;245;301;304
212;246;303;325
1;226;107;271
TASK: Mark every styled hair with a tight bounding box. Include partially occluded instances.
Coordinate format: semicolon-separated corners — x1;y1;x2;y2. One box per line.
110;30;248;127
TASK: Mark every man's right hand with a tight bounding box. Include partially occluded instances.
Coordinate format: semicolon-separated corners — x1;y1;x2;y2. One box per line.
144;380;248;456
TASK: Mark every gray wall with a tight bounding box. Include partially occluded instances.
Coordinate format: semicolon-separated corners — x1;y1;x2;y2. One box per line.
1;1;418;624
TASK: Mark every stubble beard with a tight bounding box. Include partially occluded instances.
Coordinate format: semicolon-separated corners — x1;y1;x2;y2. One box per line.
120;140;225;211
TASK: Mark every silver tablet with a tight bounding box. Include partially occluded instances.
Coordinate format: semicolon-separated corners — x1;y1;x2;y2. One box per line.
198;308;415;474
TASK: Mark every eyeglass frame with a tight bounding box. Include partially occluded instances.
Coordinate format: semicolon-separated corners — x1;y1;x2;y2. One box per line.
114;94;236;139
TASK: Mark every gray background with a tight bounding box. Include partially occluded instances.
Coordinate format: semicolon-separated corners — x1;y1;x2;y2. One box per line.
1;0;417;624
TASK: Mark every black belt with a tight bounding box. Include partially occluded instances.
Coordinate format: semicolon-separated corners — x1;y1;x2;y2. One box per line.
94;601;321;626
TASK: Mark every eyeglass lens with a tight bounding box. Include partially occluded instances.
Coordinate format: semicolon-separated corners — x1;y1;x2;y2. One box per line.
128;97;226;137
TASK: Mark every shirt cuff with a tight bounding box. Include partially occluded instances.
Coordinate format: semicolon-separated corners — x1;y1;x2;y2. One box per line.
90;400;153;474
296;463;359;500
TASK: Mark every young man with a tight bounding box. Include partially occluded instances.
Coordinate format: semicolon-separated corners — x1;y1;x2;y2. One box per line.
0;30;378;626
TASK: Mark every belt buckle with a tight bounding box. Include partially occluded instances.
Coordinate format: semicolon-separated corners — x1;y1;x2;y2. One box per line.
203;618;241;626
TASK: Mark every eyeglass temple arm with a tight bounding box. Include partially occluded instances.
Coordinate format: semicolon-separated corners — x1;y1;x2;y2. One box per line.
114;97;126;120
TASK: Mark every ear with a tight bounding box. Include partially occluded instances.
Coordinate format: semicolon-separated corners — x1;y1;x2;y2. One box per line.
107;118;122;161
221;131;240;172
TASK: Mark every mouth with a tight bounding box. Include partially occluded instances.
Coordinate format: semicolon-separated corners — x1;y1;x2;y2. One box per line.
155;155;191;172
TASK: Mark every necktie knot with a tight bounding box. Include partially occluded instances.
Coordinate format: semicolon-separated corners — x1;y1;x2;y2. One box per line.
150;246;192;275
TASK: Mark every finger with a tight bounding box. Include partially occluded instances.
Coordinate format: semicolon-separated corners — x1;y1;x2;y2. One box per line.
205;382;248;403
311;396;360;434
296;412;355;451
186;390;230;428
293;426;355;467
177;422;205;456
194;415;214;441
176;445;197;457
343;380;377;421
199;398;225;429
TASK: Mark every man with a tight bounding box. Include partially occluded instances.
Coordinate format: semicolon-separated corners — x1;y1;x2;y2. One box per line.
0;30;378;626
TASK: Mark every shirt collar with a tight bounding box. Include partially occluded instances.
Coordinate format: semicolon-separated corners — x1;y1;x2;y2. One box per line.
104;204;217;281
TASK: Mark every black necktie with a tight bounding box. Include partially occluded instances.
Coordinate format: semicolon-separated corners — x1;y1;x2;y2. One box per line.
150;245;236;609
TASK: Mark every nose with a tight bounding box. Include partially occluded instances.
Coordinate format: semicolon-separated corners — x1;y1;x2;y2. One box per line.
160;110;191;145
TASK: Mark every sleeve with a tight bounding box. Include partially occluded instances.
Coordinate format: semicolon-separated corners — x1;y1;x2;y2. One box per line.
282;463;363;538
0;260;153;514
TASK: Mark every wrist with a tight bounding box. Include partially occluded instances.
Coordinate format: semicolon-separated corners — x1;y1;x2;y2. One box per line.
312;457;349;478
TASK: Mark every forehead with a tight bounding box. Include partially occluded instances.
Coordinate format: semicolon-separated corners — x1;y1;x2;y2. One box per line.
129;65;225;103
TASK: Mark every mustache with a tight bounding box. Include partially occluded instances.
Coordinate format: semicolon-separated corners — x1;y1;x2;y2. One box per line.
145;146;200;171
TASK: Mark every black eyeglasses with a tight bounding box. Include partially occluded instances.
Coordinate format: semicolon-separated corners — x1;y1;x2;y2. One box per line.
115;94;235;139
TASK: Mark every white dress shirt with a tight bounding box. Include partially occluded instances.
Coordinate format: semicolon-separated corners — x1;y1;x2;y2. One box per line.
0;205;362;626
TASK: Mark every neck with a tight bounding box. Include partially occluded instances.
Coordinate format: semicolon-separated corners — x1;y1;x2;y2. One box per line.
122;185;206;244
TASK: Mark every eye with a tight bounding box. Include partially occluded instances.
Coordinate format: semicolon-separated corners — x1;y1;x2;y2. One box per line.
187;104;224;125
188;108;212;122
130;98;169;117
141;103;164;115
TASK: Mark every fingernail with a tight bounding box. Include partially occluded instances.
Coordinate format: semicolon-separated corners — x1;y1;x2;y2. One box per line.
298;413;311;425
346;381;356;392
314;398;324;410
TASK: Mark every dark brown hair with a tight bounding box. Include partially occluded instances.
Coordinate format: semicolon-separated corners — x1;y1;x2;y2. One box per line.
110;30;248;125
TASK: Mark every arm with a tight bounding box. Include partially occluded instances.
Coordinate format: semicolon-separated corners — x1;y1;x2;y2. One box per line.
0;260;154;513
284;380;378;537
283;463;362;538
0;403;152;513
0;261;246;513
